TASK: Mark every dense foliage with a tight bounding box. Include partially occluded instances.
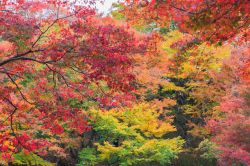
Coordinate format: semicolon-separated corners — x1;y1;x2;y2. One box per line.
0;0;249;165
78;104;184;166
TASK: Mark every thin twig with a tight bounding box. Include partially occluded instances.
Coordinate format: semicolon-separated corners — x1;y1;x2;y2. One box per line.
5;71;35;105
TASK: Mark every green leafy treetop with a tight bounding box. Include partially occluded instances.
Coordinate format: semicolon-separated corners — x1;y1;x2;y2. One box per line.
78;103;184;166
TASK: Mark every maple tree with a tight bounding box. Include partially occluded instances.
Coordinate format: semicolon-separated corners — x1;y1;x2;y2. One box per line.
130;27;229;140
122;0;249;43
117;0;250;165
0;0;249;165
78;104;184;166
0;0;144;163
207;46;250;165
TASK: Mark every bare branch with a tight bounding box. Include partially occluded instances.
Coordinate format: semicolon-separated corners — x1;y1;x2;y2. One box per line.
45;64;69;87
0;49;44;67
31;8;84;48
0;97;17;126
5;71;35;105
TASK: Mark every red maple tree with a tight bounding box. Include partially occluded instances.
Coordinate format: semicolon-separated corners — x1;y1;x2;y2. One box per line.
0;0;143;160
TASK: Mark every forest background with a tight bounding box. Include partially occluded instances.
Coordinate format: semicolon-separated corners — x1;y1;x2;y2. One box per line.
0;0;249;165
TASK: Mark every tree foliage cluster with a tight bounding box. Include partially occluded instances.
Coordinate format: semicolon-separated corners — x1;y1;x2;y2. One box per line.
0;0;249;165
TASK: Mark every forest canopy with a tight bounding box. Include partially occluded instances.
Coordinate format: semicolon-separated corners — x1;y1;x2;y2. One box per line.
0;0;249;165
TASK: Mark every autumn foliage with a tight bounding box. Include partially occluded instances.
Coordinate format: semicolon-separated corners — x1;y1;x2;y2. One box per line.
0;0;249;165
0;0;142;162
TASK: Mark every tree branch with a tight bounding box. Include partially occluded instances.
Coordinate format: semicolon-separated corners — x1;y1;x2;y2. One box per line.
0;49;44;67
5;71;35;105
